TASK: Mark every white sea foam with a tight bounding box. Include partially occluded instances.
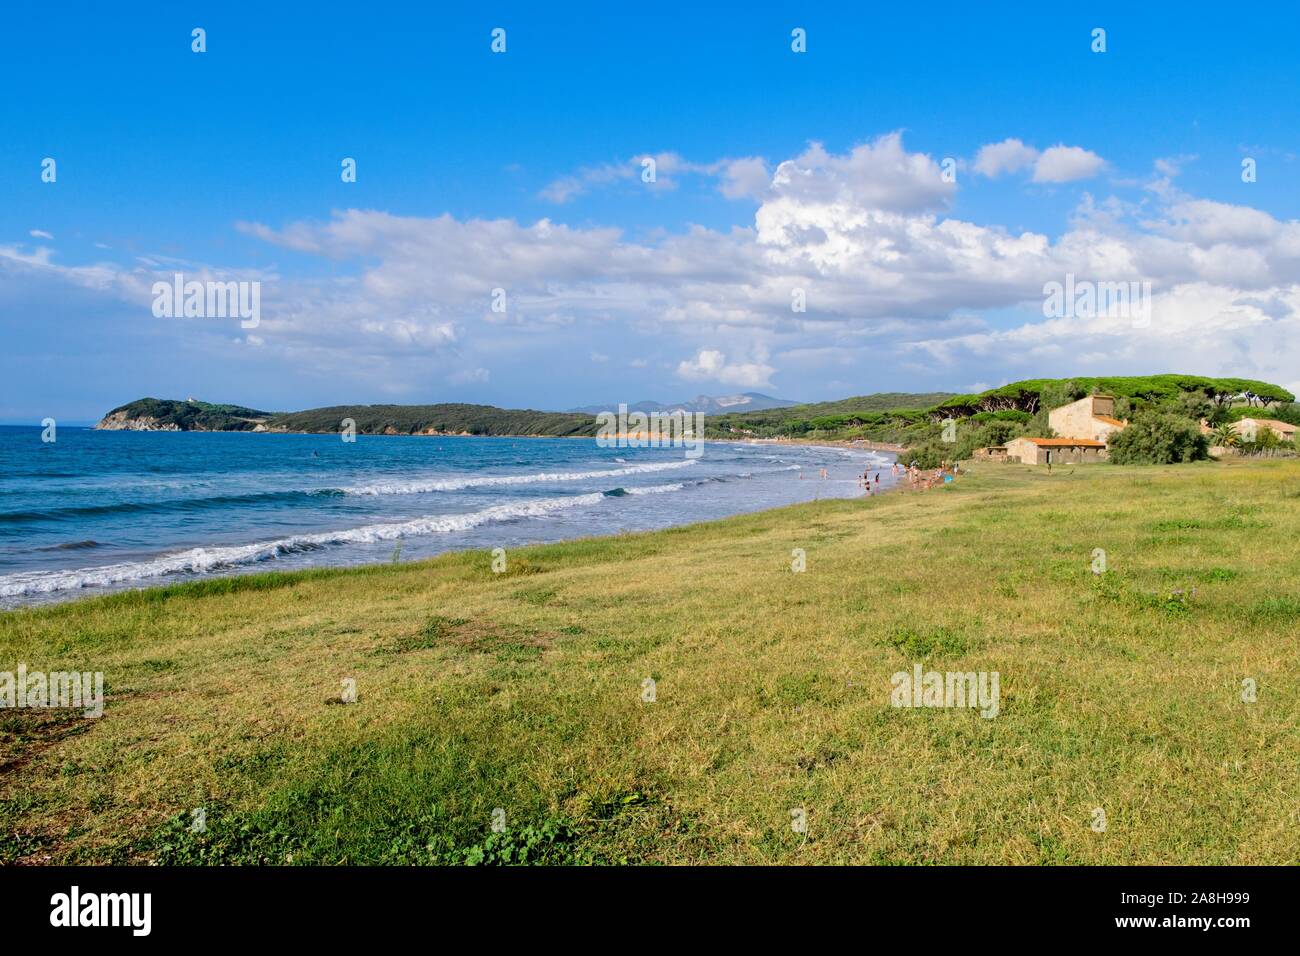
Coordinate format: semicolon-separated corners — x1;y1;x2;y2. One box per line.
0;478;702;599
341;459;695;496
0;492;610;598
623;482;683;495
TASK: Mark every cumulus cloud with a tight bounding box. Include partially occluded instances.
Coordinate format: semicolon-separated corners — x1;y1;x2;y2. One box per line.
906;283;1300;388
11;132;1300;400
768;133;953;214
1154;199;1283;246
973;139;1106;183
228;141;1300;396
1033;145;1107;183
973;138;1039;177
676;348;774;388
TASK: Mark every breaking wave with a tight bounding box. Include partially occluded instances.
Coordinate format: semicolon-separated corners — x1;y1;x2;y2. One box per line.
0;477;700;599
341;459;696;496
0;492;609;598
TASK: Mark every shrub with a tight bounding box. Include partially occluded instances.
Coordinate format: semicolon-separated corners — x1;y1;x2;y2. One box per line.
899;439;950;469
1108;411;1209;464
1238;429;1295;457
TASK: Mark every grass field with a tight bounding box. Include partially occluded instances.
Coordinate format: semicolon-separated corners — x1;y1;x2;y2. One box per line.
2;459;1298;865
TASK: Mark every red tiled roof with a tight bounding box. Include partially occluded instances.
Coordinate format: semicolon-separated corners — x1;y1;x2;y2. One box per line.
1094;415;1125;426
1014;437;1106;447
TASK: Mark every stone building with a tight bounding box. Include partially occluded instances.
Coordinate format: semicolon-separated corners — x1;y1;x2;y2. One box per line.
1003;436;1107;465
1047;395;1127;444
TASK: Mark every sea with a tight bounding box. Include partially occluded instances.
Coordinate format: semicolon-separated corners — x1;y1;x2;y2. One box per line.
0;426;897;607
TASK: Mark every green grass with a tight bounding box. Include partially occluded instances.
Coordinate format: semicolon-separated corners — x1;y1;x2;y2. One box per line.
2;458;1299;864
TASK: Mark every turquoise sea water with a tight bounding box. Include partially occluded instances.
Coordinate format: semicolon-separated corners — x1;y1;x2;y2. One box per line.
0;426;895;606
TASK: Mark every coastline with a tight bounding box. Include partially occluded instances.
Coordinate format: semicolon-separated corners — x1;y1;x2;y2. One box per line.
5;459;1298;864
0;438;897;610
0;473;887;614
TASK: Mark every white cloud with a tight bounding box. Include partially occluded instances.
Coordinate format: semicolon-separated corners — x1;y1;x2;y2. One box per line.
12;132;1300;401
538;176;588;205
538;152;695;203
356;318;457;348
540;151;772;204
906;283;1300;388
1155;199;1282;245
973;139;1039;177
1033;145;1106;183
973;139;1106;183
29;229;54;240
717;157;772;200
768;133;953;214
676;348;774;388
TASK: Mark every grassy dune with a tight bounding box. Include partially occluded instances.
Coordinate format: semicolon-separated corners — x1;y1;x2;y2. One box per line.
2;459;1299;865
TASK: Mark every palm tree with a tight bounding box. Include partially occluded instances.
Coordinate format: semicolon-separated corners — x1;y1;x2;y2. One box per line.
1211;423;1239;449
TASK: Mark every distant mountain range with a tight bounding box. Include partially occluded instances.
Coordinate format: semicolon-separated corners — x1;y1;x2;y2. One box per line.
566;393;800;415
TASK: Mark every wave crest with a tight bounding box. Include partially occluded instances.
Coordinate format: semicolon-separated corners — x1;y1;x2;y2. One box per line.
341;459;695;496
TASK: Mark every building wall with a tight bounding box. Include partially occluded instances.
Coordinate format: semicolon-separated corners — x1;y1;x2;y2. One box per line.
1090;420;1120;445
1057;445;1106;464
1005;439;1040;464
1048;398;1095;440
1049;396;1119;442
1005;440;1105;465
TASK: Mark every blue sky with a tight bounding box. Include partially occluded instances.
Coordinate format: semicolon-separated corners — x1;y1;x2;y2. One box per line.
4;2;1300;422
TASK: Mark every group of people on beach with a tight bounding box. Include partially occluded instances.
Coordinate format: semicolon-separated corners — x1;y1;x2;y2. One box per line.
902;460;958;492
861;459;957;495
799;457;959;496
